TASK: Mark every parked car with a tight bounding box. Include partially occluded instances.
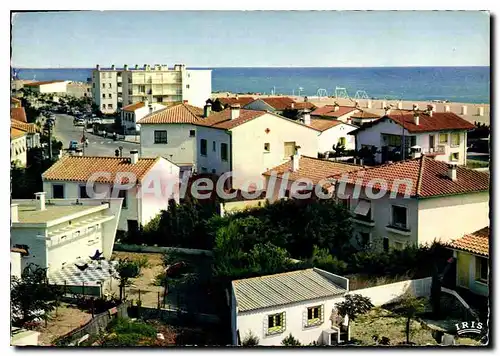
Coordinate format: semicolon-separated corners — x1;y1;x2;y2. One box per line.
74;119;85;126
68;140;79;150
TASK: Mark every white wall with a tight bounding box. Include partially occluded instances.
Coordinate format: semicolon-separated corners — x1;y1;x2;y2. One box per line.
140;123;196;164
183;70;212;108
11;135;27;167
417;192;490;245
236;295;345;346
123;103;166;131
317;123;356;153
37;81;68;94
10;227;48;270
195;125;231;175
92;70;118;113
230;113;319;189
11;252;22;278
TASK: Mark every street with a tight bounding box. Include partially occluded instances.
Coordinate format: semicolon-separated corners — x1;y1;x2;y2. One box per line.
52;114;139;157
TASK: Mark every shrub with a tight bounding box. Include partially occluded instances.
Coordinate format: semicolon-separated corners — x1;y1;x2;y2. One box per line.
281;334;301;346
241;331;259;346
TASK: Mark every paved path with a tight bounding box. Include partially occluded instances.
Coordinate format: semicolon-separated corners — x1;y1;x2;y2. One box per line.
52;114;139;157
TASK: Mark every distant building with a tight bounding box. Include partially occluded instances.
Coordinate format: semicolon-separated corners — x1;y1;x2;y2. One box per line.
11;128;27;167
310;104;359;122
331;156;490;251
349;108;475;165
121;101;166;133
213;96;255;110
348;110;380;126
41;154;180;232
447;227;489;297
11;119;40;150
23;80;68;94
230;268;349;346
243;97;297;115
11;97;22;108
91;64;211;114
66;82;92;99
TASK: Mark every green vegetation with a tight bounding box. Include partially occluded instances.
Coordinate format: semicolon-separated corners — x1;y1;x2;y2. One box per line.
393;292;427;344
466;159;489;169
335;294;374;332
281;333;302;346
241;331;259;346
115;258;142;300
101;318;158;347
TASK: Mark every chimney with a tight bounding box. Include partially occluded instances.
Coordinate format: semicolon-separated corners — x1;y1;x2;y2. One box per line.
411;145;422;159
397;101;403;109
478;107;484;116
367;100;372;109
334;104;340;112
414;113;420;125
304;96;308;102
413;104;419;111
149;104;153;114
135;64;139;70
96;64;100;70
381;101;387;109
183;100;188;104
11;204;19;223
124;64;128;71
302;109;311;125
447;163;457;181
445;105;451;112
461;105;467;115
130;150;139;164
230;104;241;120
292;146;301;171
204;102;212;118
384;107;391;116
34;192;46;211
111;64;115;70
291;102;295;109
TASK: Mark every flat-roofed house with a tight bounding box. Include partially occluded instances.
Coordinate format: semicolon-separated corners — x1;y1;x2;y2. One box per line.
23;80;68;94
120;101;166;132
42;153;180;232
230;268;349;346
330;156;490;251
448;227;489;297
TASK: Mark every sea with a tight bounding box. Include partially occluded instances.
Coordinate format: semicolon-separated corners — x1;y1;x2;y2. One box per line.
12;66;490;104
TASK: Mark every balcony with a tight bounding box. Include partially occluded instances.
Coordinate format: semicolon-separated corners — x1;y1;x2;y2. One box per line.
424;145;447;157
385;224;412;236
117;76;122;83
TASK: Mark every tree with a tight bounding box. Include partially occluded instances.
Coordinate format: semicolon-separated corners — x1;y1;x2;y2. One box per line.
281;333;301;346
335;294;374;332
11;264;64;326
116;259;141;301
333;142;346;158
395;291;426;344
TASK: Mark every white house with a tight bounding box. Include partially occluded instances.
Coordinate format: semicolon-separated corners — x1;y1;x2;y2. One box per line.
331;155;490;251
41;152;180;232
350;108;475;165
242;97;296;115
348;110;380;126
11;128;27;167
231;268;349;346
139;103;320;190
310;104;359;122
121;101;166;132
23;80;68;94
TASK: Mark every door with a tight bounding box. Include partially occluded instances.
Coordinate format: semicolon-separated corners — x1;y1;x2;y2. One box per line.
429;135;435;150
127;220;139;240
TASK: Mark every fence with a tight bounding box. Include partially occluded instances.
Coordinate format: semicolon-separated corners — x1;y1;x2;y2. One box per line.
54;301;130;346
114;243;213;257
348;277;432;306
138;306;220;325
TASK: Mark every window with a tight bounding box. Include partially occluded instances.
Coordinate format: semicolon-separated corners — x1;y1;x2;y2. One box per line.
154;130;168;144
186;84;190;89
476;257;488;282
221;143;228;161
264;143;271;152
108;83;112;88
338;137;346;146
212;141;216;152
267;312;285;335
354;199;372;221
189;130;196;137
306;305;323;327
107;104;113;109
439;133;448;144
118;189;128;209
391;205;408;230
52;184;64;198
108;93;112;98
451;132;460;147
450;152;459;162
383;237;389;252
102;94;105;99
284;141;296;157
157;97;163;103
102;83;105;89
138;85;145;93
79;185;90;199
108;72;112;78
102;104;106;109
200;139;208;156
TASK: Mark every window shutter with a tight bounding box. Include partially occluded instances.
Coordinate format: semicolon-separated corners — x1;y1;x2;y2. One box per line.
282;312;286;332
263;315;268;336
320;304;325;324
302;309;307;328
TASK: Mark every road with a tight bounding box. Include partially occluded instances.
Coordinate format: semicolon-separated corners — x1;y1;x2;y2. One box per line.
52;114;139;157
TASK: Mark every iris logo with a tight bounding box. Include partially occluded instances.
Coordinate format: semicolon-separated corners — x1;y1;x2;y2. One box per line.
455;321;484;335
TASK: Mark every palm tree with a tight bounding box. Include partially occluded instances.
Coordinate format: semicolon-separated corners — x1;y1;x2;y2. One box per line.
395;291;426;344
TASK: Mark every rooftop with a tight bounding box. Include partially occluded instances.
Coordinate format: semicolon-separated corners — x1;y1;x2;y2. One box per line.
11;120;38;134
11;107;27;123
311;105;357;118
137;103;203;124
232;268;347;312
11;97;22;105
23;80;66;86
42;155;161;183
217;96;255;107
448;227;489;257
121;102;146;112
49;259;119;286
15;203;101;224
350;110;381;119
263;155;362;185
331;156;490;198
351;110;475;134
308;118;345;132
11;127;26;140
245;97;296;111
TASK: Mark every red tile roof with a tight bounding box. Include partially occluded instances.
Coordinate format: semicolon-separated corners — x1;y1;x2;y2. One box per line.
311;105;357;118
246;97;296;111
11;120;38;134
42;156;161;183
137;103;204;124
350;110;380;119
331;156;490;198
352;110;475;134
11;107;27;123
308;119;344;132
263;156;362;185
11;128;26;140
23;80;66;86
448;227;489;257
11;97;22;106
293;102;317;110
122;102;145;112
11;247;27;254
217;97;255;107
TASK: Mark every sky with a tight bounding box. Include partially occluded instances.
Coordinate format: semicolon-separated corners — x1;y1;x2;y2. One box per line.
11;11;490;68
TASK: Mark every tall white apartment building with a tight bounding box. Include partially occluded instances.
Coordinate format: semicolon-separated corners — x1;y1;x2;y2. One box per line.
91;64;211;114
